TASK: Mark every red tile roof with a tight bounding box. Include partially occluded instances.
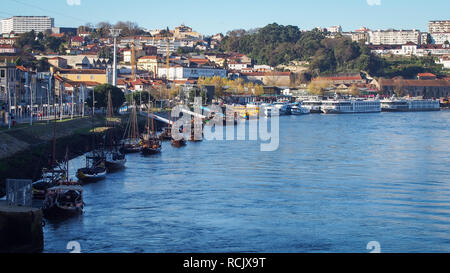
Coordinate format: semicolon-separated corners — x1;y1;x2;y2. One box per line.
417;73;436;77
242;72;291;76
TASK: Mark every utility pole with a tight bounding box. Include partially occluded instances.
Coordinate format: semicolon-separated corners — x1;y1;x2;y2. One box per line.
81;84;85;117
60;81;63;121
71;87;74;119
110;29;121;87
48;73;52;123
30;75;34;126
7;82;11;129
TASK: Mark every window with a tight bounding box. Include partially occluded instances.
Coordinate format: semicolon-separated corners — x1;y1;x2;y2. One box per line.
1;70;5;78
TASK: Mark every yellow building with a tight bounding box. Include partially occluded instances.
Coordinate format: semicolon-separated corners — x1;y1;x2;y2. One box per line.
137;56;159;77
55;68;111;84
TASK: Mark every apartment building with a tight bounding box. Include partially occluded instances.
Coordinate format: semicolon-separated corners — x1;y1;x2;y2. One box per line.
431;33;450;45
1;16;54;34
368;29;421;45
429;20;450;34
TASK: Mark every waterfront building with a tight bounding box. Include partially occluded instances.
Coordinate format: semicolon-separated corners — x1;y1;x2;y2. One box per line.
377;78;450;98
312;73;366;85
0;62;16;106
1;16;54;34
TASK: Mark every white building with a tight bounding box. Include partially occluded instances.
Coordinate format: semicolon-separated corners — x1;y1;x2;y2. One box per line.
328;26;342;33
228;62;248;71
368;29;421;45
431;33;450;45
429;20;450;34
1;16;54;34
437;55;450;69
158;66;226;80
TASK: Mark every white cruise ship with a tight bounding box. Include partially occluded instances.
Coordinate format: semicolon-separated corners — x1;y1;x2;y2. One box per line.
381;97;440;112
302;100;323;114
322;99;381;114
263;102;290;117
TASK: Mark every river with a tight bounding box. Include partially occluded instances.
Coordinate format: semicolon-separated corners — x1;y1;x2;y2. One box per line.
43;111;450;253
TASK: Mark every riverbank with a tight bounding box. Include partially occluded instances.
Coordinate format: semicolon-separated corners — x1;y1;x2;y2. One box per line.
0;112;169;198
0;116;121;198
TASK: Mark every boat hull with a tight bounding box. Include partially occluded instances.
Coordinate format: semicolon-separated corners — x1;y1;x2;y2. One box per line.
43;205;83;220
172;139;187;148
105;159;127;172
76;168;107;184
382;108;440;112
120;145;142;154
141;147;161;155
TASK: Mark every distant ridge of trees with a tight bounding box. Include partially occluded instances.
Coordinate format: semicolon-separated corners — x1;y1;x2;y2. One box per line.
219;23;445;78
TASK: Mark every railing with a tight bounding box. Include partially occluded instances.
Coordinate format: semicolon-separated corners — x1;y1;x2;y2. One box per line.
6;179;33;207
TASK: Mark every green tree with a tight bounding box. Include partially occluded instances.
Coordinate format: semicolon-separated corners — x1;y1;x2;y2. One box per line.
87;84;125;111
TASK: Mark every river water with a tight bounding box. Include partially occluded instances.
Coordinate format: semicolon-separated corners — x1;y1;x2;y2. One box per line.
43;111;450;253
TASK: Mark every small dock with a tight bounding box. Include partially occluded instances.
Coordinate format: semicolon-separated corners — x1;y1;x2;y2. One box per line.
0;186;44;253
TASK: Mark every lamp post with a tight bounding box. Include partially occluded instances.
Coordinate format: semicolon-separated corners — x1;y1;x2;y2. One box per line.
110;29;121;87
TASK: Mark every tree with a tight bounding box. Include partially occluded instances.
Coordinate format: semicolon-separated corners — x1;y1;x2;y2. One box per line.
426;33;433;45
349;84;361;97
308;80;330;96
87;84;125;111
393;78;406;97
98;47;113;60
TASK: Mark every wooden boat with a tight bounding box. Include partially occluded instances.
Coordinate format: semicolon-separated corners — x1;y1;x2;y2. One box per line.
33;168;65;200
77;89;108;183
141;95;162;155
43;185;84;219
43;149;84;220
121;101;142;153
172;137;187;148
77;151;107;183
105;150;126;171
104;90;126;171
159;127;172;141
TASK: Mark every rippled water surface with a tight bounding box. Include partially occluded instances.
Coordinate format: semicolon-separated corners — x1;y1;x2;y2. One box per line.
44;111;450;253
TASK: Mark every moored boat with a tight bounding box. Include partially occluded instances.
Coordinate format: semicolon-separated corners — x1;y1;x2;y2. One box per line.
290;102;310;115
302;100;323;114
121;102;142;153
76;152;107;183
32;168;65;200
322;99;381;114
381;97;441;112
43;185;84;219
105;150;127;172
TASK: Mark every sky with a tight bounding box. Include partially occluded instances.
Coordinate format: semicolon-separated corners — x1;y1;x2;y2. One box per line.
0;0;449;35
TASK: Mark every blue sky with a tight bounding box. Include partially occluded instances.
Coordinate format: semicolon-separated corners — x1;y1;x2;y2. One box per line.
1;0;449;35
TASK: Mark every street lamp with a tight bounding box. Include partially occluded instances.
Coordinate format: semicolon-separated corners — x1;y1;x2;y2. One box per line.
110;29;121;87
